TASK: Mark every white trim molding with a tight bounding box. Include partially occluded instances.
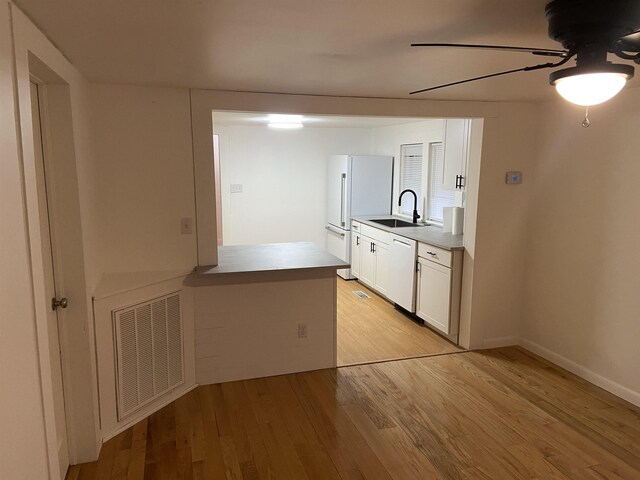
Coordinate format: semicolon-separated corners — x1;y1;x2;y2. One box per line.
519;338;640;408
480;336;519;349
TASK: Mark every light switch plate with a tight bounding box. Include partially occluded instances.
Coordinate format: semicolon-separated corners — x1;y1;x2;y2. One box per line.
230;183;243;193
506;171;523;184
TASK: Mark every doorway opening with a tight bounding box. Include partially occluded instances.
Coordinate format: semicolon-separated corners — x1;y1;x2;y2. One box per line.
210;111;477;367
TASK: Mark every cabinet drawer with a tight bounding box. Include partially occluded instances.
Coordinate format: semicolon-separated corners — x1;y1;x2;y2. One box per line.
418;243;452;267
361;224;390;244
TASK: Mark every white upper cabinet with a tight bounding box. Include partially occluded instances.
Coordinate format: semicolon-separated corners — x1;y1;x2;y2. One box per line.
442;119;470;191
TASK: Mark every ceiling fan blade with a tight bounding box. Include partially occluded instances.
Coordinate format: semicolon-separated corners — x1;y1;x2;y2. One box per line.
616;30;640;52
410;56;573;95
411;43;569;57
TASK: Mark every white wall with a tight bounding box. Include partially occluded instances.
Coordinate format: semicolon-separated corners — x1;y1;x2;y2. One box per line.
370;119;445;215
0;3;50;478
521;91;640;405
89;84;197;273
214;123;372;246
469;103;541;348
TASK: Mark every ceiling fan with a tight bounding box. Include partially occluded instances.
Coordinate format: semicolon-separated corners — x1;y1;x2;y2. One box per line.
410;0;640;107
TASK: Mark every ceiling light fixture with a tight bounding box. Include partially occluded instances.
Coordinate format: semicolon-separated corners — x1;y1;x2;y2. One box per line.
549;62;634;106
268;114;304;129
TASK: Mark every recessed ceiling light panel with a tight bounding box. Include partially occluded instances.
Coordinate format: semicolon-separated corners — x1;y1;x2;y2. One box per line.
268;113;304;129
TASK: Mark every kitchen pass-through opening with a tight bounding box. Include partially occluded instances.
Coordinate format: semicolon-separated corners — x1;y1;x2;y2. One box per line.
210;111;477;367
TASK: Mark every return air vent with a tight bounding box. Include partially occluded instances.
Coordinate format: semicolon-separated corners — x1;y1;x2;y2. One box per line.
113;292;184;420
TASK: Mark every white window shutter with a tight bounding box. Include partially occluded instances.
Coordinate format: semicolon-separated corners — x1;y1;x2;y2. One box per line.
399;144;423;215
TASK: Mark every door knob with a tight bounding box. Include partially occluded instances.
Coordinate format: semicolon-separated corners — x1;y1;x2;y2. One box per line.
52;297;68;311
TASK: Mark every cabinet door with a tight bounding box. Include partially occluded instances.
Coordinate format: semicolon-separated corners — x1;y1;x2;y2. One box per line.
442;119;470;191
359;237;376;288
351;233;361;277
373;241;389;297
416;258;452;334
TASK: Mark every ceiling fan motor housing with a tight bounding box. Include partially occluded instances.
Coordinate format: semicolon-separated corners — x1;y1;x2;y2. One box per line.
545;0;640;53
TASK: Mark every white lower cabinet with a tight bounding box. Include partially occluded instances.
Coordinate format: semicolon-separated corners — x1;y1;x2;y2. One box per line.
359;237;376;286
416;244;463;340
416;258;452;334
351;222;463;344
351;221;389;297
372;241;389;296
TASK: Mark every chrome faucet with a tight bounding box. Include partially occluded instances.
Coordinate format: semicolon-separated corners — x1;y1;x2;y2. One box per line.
398;189;420;224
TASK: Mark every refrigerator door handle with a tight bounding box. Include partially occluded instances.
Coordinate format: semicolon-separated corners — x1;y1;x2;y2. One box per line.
325;225;345;238
340;173;346;227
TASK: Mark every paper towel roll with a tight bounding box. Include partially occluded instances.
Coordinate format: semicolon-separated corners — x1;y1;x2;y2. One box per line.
451;207;464;235
443;207;454;233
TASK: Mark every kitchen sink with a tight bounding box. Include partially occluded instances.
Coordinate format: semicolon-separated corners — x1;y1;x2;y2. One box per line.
369;218;421;228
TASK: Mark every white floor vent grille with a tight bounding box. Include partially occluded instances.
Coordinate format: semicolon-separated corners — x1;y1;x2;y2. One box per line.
353;290;370;299
114;292;184;420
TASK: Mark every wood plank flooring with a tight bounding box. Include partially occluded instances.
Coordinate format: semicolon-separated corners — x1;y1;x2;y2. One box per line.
67;347;640;480
336;278;460;366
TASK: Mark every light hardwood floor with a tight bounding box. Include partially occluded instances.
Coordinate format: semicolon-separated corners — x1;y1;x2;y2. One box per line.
337;278;460;366
67;347;640;479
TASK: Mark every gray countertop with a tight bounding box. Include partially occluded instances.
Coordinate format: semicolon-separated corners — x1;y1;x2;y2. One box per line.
352;216;464;251
196;242;349;275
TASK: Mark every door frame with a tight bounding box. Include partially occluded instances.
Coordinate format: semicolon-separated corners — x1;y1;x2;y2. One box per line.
11;5;101;474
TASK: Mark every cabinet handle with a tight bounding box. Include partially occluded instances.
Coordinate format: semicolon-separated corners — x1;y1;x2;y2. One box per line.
392;238;411;247
455;175;465;189
426;251;437;256
356;236;359;246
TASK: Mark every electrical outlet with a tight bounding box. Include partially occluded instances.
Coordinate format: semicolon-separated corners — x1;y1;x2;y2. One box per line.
230;183;243;193
297;322;308;338
181;217;193;235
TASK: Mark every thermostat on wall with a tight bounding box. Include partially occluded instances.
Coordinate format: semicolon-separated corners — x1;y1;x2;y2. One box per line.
506;171;523;184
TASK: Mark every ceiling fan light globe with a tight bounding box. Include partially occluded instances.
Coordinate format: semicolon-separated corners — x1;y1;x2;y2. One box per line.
554;72;628;106
550;64;634;106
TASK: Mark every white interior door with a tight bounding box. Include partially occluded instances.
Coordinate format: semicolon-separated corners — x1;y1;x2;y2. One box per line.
31;81;69;479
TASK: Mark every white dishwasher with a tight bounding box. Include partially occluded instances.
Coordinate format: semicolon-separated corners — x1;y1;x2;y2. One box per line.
387;234;417;312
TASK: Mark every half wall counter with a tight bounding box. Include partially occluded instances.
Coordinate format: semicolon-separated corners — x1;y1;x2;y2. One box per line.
193;242;348;385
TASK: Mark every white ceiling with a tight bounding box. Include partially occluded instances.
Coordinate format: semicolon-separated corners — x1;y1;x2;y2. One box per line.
14;0;640;102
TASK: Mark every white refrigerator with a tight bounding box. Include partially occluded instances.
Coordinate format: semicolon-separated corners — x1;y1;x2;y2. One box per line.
325;155;394;279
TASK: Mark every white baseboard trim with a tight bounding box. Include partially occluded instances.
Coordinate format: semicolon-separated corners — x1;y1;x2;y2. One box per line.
519;338;640;408
480;336;519;349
